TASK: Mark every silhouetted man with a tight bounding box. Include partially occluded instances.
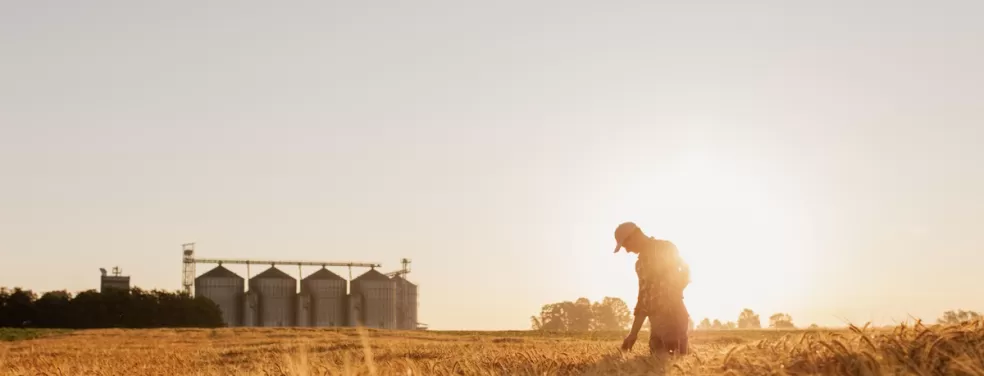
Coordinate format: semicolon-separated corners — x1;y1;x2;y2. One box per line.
613;222;691;356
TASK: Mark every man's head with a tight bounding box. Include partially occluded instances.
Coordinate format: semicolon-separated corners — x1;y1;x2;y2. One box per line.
613;222;649;254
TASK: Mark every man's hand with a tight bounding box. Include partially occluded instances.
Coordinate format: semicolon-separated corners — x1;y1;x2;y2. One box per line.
620;333;638;352
623;314;646;352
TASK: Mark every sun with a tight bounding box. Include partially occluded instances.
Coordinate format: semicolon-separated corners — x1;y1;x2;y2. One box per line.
608;151;815;323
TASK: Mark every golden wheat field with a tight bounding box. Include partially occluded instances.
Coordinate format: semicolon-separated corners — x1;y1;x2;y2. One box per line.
2;321;984;376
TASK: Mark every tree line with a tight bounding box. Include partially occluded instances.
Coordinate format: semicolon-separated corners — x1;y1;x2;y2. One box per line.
695;309;798;330
533;303;984;332
0;287;224;328
938;310;981;325
530;297;633;331
530;302;798;332
690;308;984;331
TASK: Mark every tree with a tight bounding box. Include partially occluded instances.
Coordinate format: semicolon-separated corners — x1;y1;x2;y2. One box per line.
769;313;795;329
712;319;723;330
938;310;982;325
725;321;737;330
697;318;712;330
808;323;820;330
0;288;9;327
70;290;110;328
567;298;594;332
532;297;633;332
35;290;72;328
1;288;38;327
0;286;222;329
591;297;632;331
535;303;568;331
738;309;761;329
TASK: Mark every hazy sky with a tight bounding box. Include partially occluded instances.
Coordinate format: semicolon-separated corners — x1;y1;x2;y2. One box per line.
2;1;982;330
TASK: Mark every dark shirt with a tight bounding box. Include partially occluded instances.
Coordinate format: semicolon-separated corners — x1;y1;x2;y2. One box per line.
634;238;691;338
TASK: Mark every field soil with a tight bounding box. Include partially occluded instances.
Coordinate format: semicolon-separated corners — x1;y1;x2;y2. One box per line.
2;322;983;375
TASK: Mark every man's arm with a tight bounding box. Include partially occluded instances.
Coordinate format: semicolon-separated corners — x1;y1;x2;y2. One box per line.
630;270;650;336
621;286;649;351
629;313;646;335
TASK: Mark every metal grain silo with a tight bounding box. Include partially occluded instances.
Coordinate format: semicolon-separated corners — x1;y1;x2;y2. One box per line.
195;266;244;327
350;269;396;329
249;267;296;327
301;268;347;327
392;275;418;330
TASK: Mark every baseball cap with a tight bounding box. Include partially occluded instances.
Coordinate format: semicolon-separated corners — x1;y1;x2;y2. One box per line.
613;222;641;253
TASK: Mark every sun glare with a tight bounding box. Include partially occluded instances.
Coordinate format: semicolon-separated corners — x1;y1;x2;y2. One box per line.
613;152;813;323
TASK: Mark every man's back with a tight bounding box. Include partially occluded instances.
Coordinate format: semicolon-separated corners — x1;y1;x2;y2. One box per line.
635;239;689;300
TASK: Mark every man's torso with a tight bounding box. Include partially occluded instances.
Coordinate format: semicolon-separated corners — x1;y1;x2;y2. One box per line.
635;239;689;337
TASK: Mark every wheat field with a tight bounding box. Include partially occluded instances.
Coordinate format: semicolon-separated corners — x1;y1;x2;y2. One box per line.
2;320;983;375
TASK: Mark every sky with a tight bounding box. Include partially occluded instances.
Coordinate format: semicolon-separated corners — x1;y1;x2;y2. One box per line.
1;1;982;330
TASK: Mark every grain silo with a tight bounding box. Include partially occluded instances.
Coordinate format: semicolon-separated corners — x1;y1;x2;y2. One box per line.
249;267;296;327
301;267;347;327
194;265;244;327
350;268;396;329
392;275;418;330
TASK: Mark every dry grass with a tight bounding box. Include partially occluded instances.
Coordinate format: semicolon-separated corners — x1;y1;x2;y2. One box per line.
1;320;983;375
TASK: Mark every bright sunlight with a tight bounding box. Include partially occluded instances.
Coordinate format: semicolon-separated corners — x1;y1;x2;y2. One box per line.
609;151;816;323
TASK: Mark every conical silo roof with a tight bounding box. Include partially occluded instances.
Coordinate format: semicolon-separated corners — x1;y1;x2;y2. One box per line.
252;266;296;280
197;265;242;280
353;268;390;282
391;275;416;286
303;267;345;281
